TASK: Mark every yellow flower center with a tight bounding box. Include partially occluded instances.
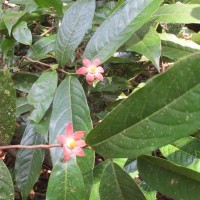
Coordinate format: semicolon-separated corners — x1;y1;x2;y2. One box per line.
67;139;76;149
89;66;96;74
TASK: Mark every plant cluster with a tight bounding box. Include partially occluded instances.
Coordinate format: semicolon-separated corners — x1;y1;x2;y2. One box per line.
0;0;200;199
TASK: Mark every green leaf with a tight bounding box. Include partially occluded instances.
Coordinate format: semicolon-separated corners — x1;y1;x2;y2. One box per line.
0;70;16;145
113;158;127;168
172;136;200;159
27;34;56;60
12;21;32;45
93;76;132;92
3;11;26;35
137;155;200;200
49;76;92;163
34;0;62;13
160;33;200;60
77;149;94;200
160;137;200;172
84;0;163;64
99;162;146;200
0;160;14;200
89;160;110;200
16;97;34;117
55;0;95;66
34;107;52;140
15;122;45;200
12;73;38;93
153;4;200;23
126;26;161;71
139;181;156;200
86;52;200;158
1;38;15;60
46;158;85;200
27;71;58;123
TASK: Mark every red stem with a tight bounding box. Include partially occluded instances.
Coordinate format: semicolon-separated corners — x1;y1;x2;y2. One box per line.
0;144;62;150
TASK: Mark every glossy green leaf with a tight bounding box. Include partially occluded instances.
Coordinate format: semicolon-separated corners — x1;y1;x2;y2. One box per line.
0;70;16;145
12;21;32;45
89;160;110;200
77;149;94;200
139;181;156;200
86;52;200;158
34;107;52;140
46;158;85;200
28;71;58;123
49;76;92;164
153;4;200;23
160;137;200;172
160;33;200;60
3;11;26;35
34;0;62;13
27;34;56;60
16;97;34;117
12;73;38;93
1;38;15;60
172;136;200;159
55;0;95;66
126;26;161;71
0;159;14;200
84;0;163;64
15;122;45;200
138;155;200;200
93;76;132;92
99;162;146;200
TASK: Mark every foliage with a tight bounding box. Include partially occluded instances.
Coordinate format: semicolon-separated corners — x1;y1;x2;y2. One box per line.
0;0;200;199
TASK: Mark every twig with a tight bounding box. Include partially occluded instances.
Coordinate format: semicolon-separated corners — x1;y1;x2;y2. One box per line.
22;56;77;76
40;26;56;37
0;144;62;150
22;56;51;68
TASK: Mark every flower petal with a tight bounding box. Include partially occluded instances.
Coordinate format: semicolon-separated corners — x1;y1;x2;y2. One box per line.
76;140;86;148
86;73;95;84
63;146;71;161
74;131;86;140
57;135;66;145
66;123;73;138
95;72;104;81
76;67;88;75
92;58;101;66
74;147;85;157
96;66;104;73
83;58;91;67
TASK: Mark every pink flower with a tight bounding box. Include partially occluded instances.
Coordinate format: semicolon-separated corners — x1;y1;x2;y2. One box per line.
76;58;104;84
57;123;86;162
